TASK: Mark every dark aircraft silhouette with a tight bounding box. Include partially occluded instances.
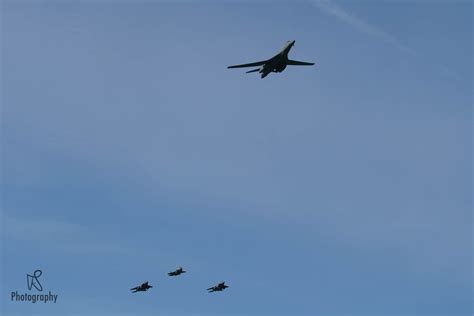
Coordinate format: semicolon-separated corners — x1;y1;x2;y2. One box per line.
168;267;186;276
130;281;152;293
227;40;314;78
207;281;229;293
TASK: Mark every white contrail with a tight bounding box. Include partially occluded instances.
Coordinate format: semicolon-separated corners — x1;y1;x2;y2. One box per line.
311;0;417;55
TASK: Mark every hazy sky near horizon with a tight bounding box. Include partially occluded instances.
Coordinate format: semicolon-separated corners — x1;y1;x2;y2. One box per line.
1;0;472;315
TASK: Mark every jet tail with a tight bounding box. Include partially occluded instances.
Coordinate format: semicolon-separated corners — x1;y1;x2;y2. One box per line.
246;68;260;73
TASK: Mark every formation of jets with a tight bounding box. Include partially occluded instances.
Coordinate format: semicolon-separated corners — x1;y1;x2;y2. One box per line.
130;267;229;294
227;40;314;78
130;40;313;299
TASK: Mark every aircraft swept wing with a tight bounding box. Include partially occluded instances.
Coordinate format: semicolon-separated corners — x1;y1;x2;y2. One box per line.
287;59;314;66
227;60;267;69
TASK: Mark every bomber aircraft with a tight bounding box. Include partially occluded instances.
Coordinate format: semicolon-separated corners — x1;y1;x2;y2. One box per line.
227;40;314;78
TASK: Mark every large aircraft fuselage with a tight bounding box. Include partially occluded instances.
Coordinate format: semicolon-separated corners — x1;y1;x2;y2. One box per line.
259;40;295;78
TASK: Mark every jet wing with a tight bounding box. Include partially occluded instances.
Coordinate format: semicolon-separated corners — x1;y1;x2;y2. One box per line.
287;59;314;66
227;60;267;69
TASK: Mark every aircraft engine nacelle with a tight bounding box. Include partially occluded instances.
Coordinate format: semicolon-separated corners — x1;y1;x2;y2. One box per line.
274;64;287;72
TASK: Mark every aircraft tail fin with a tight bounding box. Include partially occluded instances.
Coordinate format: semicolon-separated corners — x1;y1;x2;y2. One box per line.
246;68;260;73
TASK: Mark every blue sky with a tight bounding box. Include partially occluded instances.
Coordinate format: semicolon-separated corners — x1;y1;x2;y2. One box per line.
1;0;472;315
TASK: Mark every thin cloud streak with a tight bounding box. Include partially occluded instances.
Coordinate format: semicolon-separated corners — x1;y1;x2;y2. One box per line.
312;0;417;55
3;216;131;255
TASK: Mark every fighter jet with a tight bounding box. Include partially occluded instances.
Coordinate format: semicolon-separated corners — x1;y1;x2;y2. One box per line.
207;281;229;293
130;281;153;293
168;267;186;277
227;40;314;78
